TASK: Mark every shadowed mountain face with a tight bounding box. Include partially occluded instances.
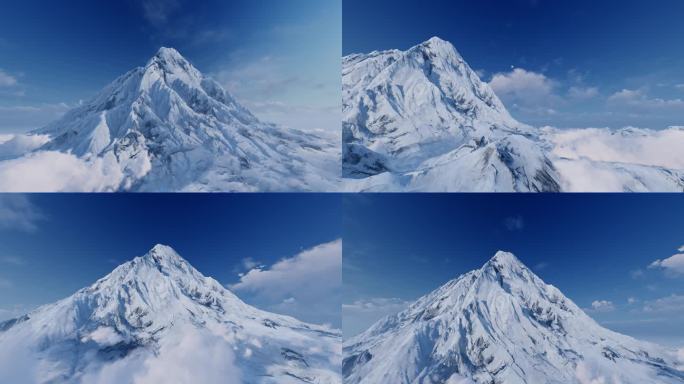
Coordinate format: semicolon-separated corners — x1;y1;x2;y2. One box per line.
343;251;684;384
342;37;684;192
0;245;341;383
32;47;340;192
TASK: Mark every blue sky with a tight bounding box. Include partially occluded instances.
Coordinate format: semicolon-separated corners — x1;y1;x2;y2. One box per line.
0;0;341;133
0;194;342;327
343;194;684;346
344;0;684;129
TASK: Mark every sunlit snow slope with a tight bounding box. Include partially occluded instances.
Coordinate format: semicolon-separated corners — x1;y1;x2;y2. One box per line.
0;245;341;384
343;251;684;384
342;37;684;192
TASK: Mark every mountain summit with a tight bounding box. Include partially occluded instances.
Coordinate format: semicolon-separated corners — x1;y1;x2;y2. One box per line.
31;48;339;192
0;245;341;383
343;251;684;384
342;37;684;192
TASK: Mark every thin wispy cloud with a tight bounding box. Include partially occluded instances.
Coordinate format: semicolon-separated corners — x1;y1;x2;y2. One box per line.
0;195;44;232
0;256;25;266
0;69;18;87
504;216;525;231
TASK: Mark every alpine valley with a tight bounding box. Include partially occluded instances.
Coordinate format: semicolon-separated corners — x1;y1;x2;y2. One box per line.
343;251;684;384
0;245;341;384
0;48;340;192
342;37;684;192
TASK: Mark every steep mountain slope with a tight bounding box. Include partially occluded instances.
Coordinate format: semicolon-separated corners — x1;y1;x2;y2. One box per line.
342;37;684;192
0;245;341;383
25;48;339;192
343;251;684;384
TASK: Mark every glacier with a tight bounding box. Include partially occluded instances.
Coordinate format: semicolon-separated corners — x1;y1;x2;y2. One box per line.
0;47;340;192
0;244;341;383
342;37;684;192
343;251;684;384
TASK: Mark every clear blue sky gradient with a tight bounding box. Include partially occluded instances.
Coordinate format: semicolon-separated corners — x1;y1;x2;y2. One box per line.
344;194;684;345
344;0;684;129
0;194;341;325
0;0;341;133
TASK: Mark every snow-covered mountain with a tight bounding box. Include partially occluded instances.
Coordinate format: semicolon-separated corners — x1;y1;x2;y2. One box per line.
342;37;684;192
343;251;684;384
0;245;341;383
9;47;339;192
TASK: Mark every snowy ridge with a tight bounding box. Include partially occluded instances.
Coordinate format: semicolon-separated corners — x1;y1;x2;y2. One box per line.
0;245;341;383
343;251;684;384
342;37;684;192
13;47;339;192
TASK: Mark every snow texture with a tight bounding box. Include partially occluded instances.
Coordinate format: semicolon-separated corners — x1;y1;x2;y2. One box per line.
343;251;684;384
0;48;340;192
0;244;341;383
342;37;684;192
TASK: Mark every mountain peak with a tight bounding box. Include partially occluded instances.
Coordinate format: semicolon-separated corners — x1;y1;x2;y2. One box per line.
488;250;522;266
413;36;461;58
153;46;186;62
142;243;185;266
146;46;196;77
424;36;448;45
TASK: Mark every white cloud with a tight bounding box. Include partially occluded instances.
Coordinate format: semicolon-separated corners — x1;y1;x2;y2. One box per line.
627;297;638;305
81;327;124;347
568;86;599;100
489;68;556;106
608;89;684;111
342;297;410;313
230;239;341;326
0;195;44;232
547;126;684;170
0;134;50;160
238;257;261;272
0;69;17;87
81;326;242;384
575;362;621;384
642;294;684;313
590;300;615;312
0;151;129;192
648;246;684;276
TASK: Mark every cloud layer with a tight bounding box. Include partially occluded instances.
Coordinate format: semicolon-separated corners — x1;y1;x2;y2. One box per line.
0;151;126;192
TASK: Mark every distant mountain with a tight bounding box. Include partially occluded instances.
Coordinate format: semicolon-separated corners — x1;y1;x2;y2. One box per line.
29;47;339;191
343;251;684;383
0;245;341;383
342;37;684;192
